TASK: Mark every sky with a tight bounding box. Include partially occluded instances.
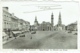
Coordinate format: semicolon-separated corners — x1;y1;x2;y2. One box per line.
2;2;79;26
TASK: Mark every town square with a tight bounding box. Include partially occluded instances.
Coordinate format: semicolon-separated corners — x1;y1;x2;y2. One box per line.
2;2;78;49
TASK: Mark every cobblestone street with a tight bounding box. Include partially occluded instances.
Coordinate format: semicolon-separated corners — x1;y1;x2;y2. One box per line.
3;31;77;49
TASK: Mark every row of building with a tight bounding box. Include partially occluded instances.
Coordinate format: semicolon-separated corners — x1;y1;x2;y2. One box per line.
30;13;54;31
30;12;65;31
3;7;77;32
66;21;77;31
30;12;77;32
3;7;30;32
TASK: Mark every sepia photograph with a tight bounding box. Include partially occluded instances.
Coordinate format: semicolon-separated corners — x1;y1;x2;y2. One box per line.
2;2;79;49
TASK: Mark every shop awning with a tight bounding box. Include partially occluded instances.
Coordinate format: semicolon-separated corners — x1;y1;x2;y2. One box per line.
12;31;21;34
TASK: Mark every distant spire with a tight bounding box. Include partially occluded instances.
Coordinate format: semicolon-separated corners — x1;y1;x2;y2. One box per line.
51;12;53;17
35;16;37;22
51;12;54;26
34;16;39;26
59;12;61;18
58;12;62;26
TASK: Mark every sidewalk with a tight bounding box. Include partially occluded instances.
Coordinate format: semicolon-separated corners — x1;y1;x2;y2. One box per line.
3;30;30;45
3;35;20;45
3;30;23;45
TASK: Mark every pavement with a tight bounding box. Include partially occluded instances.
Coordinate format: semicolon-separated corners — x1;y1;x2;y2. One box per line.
3;31;77;49
39;31;77;49
3;31;28;44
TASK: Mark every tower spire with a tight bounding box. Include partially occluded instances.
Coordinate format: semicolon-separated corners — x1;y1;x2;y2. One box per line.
58;12;62;26
51;12;54;27
35;16;37;22
34;16;39;26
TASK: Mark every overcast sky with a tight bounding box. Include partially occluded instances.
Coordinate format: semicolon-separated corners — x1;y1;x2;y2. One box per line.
2;2;79;25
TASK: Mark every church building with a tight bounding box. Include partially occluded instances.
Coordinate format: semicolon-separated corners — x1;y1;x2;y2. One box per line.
30;12;65;31
54;12;65;31
30;13;54;31
37;13;54;31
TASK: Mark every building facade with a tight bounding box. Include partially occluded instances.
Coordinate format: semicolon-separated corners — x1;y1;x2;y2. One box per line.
66;22;77;31
3;7;30;31
30;13;54;31
37;21;52;31
3;7;19;31
10;14;19;30
3;7;30;41
39;13;54;31
18;19;30;31
3;7;12;31
25;21;30;31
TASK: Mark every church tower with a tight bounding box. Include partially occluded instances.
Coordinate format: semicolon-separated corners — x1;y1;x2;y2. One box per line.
58;12;62;26
51;13;54;27
34;16;38;26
